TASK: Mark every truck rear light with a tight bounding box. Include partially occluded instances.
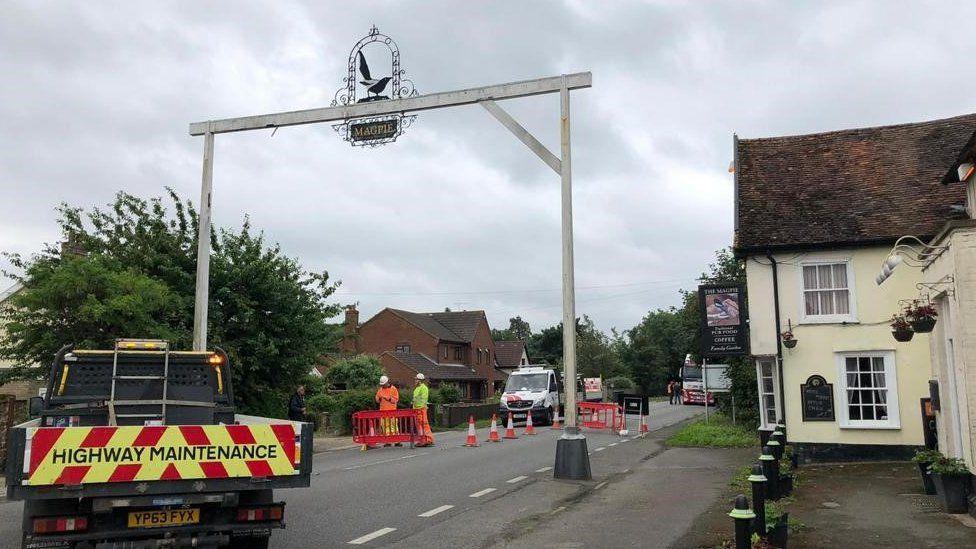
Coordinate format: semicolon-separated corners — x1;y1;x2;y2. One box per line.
33;516;88;534
236;505;284;522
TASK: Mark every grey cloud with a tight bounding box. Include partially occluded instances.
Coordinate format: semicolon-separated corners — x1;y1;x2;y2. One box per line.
3;1;976;334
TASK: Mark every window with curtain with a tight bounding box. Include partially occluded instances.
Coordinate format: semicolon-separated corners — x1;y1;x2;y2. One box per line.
801;262;854;321
836;352;899;428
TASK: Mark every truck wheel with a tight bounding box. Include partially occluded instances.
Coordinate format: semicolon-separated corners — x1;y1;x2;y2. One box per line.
238;536;270;549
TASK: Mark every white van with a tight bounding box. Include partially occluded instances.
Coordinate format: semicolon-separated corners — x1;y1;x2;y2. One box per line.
498;366;560;425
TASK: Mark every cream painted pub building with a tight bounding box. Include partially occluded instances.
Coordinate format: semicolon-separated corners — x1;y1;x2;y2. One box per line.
734;114;976;462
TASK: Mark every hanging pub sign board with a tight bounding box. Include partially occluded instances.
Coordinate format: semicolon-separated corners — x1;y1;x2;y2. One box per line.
801;375;835;422
331;26;419;146
698;284;749;357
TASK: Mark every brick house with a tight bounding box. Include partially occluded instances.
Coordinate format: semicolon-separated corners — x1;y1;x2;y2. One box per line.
493;340;529;370
341;307;499;400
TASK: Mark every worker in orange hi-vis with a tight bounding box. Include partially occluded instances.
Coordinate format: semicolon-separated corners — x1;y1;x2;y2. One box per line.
375;375;400;446
413;373;434;447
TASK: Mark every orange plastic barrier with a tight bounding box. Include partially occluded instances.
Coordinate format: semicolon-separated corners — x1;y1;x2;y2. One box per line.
578;402;624;432
352;409;424;447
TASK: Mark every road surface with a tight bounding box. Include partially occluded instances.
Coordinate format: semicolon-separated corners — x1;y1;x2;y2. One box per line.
0;401;703;548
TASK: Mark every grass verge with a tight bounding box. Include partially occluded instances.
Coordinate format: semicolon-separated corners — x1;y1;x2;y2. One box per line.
665;414;756;448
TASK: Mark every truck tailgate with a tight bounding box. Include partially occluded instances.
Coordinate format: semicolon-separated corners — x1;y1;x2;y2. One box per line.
7;420;311;499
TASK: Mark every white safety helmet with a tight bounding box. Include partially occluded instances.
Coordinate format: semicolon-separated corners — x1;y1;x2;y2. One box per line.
379;375;389;385
416;373;425;381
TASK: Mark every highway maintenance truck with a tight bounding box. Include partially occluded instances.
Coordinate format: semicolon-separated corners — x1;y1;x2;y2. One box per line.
5;339;312;549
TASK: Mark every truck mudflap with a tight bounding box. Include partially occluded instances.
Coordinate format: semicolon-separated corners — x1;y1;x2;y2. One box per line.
22;423;298;487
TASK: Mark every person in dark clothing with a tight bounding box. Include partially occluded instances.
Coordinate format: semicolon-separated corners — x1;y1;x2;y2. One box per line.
288;385;307;422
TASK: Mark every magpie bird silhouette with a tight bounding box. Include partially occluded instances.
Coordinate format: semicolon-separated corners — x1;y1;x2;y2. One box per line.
357;51;392;102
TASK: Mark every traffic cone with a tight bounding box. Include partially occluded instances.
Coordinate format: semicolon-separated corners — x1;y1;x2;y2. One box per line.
551;408;562;430
361;421;378;451
524;410;536;435
503;412;518;439
464;415;479;447
640;415;649;436
487;414;502;442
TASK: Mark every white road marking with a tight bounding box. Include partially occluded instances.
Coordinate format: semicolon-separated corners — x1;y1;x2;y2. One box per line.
594;447;605;452
619;439;629;443
507;475;528;484
608;443;618;447
535;466;553;473
469;488;497;498
551;506;567;514
595;481;607;490
348;527;396;545
343;452;428;471
418;505;454;518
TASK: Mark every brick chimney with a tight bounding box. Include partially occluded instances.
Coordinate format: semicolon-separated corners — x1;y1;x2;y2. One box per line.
342;306;360;353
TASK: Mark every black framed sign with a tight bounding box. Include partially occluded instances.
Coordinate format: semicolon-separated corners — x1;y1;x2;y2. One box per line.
698;284;749;357
801;375;835;422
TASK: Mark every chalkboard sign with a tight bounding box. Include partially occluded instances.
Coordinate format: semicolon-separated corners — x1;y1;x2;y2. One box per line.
801;375;835;422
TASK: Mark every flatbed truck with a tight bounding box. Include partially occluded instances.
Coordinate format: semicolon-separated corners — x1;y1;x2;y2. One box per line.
5;339;312;549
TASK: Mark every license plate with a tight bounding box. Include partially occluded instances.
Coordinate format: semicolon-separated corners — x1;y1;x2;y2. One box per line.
128;508;200;529
513;413;526;419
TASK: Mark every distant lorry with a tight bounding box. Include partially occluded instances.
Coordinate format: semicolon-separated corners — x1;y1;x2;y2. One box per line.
679;355;715;406
6;339;312;549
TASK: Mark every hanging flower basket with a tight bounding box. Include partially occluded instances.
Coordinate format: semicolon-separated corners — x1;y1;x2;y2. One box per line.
781;321;797;349
890;314;914;342
910;316;937;333
905;300;938;333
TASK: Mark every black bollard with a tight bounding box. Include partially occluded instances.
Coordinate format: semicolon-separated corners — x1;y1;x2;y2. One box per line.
775;422;787;442
758;427;773;447
748;464;767;537
760;445;779;500
729;494;756;549
768;435;784;461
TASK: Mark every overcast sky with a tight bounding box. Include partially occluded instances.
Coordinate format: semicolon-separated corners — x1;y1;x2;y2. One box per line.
2;1;975;334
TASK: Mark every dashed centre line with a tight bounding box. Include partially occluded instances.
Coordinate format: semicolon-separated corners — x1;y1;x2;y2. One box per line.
469;488;497;498
507;475;527;483
595;481;608;490
418;505;454;518
348;527;396;545
594;447;606;452
608;443;618;447
535;466;553;473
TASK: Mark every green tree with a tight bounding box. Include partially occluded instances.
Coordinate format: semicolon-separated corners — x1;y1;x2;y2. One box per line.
0;190;343;417
323;355;384;390
508;316;532;341
0;256;181;382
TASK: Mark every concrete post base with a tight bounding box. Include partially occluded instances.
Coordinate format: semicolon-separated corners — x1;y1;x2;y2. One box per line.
554;427;591;480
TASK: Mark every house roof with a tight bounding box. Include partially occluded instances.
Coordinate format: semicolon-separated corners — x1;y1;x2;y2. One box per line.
386;309;485;343
493;340;526;369
734;113;976;254
385;352;484;381
942;129;976;184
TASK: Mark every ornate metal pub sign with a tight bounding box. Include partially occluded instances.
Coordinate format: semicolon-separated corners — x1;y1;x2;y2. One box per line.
331;26;419;146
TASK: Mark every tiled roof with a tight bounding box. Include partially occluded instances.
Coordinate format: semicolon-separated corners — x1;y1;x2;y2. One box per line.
734;113;976;253
386;352;484;381
493;340;526;369
943;130;976;183
387;309;485;343
427;311;484;341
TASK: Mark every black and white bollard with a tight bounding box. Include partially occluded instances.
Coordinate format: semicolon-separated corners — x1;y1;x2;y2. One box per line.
729;494;756;549
760;444;780;500
748;464;767;537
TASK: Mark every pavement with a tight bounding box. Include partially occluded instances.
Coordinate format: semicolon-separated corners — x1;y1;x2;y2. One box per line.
0;402;709;548
790;462;976;548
